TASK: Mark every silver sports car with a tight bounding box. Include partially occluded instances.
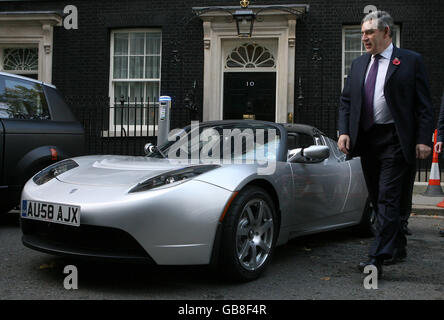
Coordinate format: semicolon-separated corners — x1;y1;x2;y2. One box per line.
20;120;372;281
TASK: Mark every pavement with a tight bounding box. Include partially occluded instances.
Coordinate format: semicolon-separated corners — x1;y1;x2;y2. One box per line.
412;182;444;216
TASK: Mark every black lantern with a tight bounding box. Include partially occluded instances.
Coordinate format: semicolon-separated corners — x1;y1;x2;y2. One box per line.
233;4;255;38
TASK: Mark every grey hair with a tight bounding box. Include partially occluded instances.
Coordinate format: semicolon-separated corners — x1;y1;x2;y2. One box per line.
362;10;394;37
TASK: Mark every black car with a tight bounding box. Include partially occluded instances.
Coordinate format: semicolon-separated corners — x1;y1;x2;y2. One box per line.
0;72;84;213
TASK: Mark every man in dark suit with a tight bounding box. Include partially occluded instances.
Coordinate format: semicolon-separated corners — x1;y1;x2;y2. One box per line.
337;11;434;277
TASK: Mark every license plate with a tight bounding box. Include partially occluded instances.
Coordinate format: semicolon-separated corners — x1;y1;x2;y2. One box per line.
21;200;80;227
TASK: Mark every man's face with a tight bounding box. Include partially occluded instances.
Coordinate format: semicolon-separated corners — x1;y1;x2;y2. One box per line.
361;19;389;54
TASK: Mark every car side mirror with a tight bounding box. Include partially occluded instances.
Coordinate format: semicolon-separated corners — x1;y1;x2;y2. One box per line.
144;143;156;155
288;145;330;163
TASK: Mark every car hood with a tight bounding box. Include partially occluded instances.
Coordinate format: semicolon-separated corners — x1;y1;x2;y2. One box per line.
56;155;204;187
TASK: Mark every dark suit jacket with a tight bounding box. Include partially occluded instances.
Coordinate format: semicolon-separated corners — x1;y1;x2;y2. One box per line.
338;46;434;164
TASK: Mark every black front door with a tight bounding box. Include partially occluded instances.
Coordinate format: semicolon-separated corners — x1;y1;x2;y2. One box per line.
223;72;276;122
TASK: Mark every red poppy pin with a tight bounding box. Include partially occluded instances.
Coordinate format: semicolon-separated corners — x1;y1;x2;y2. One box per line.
392;57;401;65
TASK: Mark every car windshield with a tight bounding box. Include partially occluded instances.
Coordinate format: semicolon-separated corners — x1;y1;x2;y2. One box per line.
148;122;281;161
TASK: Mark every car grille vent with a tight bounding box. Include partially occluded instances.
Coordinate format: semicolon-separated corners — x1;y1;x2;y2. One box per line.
21;219;150;259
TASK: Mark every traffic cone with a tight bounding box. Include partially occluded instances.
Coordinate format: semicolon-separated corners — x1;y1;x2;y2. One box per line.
437;197;444;208
423;129;444;196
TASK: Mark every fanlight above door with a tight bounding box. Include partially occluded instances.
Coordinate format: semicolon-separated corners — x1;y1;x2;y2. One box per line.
225;43;276;69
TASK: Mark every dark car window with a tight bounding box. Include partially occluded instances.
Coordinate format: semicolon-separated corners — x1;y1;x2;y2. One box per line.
287;132;315;150
43;86;76;121
0;75;50;120
151;122;281;161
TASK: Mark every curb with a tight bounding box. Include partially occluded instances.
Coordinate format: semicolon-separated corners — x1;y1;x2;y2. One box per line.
411;206;444;217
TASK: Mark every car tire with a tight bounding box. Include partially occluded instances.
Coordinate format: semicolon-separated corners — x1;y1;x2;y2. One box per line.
219;186;278;282
354;197;376;237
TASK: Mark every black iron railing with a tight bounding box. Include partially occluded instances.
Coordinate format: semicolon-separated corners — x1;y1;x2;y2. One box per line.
68;95;193;156
103;96;159;138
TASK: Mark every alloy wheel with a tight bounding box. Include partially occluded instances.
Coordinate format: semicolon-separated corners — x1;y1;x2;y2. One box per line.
235;199;274;271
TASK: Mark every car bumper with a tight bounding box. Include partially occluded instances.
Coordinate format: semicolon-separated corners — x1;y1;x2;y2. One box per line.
21;179;233;265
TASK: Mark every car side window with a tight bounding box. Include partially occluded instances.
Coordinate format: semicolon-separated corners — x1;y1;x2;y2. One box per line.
287;132;316;150
0;75;50;120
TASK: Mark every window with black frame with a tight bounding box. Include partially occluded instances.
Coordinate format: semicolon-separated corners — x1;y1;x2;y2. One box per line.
109;29;161;136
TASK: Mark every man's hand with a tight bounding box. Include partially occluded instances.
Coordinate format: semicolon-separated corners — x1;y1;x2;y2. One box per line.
338;134;350;155
435;142;443;154
416;143;432;159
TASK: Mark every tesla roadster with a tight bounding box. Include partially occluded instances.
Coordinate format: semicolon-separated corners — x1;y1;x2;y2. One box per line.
20;120;372;281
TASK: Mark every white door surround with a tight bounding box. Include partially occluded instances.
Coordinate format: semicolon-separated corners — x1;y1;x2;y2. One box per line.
195;5;307;123
0;12;62;83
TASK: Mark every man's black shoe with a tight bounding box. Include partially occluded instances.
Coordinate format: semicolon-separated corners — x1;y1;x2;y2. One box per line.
384;247;407;265
358;258;383;278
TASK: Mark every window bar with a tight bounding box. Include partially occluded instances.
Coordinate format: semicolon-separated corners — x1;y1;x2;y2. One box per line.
122;95;130;137
153;96;158;137
134;96;137;138
146;96;150;135
120;96;124;137
140;96;144;137
114;96;118;139
126;95;130;149
149;96;153;136
147;96;150;136
120;97;123;138
132;97;136;155
128;96;131;153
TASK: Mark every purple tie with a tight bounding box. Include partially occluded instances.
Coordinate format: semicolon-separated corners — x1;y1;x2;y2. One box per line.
362;54;381;131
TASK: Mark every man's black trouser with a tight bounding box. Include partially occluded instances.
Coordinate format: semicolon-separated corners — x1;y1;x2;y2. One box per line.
358;123;408;260
400;163;416;228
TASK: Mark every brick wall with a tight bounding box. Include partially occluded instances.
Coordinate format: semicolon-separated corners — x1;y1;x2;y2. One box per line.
2;0;443;153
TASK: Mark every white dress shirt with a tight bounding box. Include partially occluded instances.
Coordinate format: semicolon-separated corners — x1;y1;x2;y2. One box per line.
365;42;394;124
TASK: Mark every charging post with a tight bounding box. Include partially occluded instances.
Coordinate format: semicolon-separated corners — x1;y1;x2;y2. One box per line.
157;96;171;146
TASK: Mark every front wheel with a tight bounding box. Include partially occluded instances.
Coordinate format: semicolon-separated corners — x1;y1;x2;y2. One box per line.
219;186;278;282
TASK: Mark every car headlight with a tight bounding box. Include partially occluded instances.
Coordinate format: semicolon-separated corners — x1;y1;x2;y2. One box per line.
129;165;220;193
33;159;79;185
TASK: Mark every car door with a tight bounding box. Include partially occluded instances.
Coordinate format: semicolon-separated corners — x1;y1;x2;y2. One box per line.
287;132;351;233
